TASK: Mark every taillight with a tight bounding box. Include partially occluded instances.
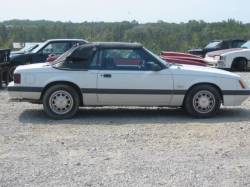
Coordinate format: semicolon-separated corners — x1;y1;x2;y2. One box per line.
14;74;21;84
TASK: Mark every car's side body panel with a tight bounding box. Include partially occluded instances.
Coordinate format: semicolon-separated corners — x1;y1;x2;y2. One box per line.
169;65;249;106
8;62;250;107
96;69;173;106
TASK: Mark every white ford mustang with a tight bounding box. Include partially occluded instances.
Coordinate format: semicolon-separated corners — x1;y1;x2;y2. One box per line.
8;42;250;119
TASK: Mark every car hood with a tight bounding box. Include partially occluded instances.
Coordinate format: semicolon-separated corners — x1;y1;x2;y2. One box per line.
10;53;33;63
206;48;243;57
170;64;240;79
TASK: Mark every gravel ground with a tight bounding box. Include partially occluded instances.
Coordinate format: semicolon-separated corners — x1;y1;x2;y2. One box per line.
1;73;250;187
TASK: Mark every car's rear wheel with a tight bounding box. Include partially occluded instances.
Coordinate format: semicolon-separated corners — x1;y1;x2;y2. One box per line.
184;85;221;118
43;84;80;119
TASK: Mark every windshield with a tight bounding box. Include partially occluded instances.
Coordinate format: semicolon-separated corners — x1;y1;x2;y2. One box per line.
143;47;168;66
51;46;78;65
205;41;221;48
32;41;49;53
23;44;39;53
241;41;250;49
16;44;40;53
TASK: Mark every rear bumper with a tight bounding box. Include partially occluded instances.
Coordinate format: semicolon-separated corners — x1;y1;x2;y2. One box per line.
7;82;41;101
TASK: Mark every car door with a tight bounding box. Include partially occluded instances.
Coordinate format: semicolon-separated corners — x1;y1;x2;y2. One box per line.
96;48;173;106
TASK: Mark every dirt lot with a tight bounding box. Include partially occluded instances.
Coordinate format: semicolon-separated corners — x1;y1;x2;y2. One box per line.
1;73;250;187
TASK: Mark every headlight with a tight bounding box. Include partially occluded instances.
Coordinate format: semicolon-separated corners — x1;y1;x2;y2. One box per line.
214;56;220;61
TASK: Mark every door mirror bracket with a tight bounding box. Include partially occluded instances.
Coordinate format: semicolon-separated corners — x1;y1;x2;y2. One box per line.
147;62;162;71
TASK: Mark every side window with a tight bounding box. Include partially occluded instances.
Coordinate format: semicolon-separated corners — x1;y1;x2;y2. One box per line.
100;48;160;71
41;42;72;55
58;47;96;70
232;41;245;48
101;49;141;70
220;42;229;49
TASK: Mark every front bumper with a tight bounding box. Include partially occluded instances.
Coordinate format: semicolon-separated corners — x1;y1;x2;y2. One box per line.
205;59;228;69
205;57;219;66
223;89;250;106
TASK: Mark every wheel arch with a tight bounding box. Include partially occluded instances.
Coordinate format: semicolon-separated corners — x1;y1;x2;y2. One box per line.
40;81;83;106
231;57;248;68
183;82;224;105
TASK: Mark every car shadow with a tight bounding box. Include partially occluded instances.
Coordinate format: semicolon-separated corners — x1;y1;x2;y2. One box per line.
19;107;250;126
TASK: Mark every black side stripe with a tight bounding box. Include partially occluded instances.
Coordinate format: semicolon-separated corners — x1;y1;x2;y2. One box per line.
222;90;250;95
8;87;43;92
7;87;250;96
81;89;186;95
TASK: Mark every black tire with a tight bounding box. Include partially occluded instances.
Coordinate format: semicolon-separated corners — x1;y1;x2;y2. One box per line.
232;58;248;72
184;85;221;118
43;84;80;119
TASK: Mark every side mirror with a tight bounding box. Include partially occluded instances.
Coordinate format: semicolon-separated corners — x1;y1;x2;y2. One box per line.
147;62;162;71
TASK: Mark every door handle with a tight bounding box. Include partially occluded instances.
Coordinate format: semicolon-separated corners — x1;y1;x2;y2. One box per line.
102;74;112;78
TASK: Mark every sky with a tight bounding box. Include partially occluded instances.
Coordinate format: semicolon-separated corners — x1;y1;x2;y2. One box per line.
0;0;250;23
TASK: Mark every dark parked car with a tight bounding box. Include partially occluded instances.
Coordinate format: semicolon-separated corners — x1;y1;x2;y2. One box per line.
10;43;42;58
188;39;246;57
0;49;11;84
7;39;88;79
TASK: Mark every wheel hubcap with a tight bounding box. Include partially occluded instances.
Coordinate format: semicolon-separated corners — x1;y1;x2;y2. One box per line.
193;90;215;114
49;90;73;115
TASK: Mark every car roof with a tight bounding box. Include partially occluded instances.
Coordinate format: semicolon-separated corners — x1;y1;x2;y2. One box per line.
211;39;246;42
46;39;88;43
78;42;143;49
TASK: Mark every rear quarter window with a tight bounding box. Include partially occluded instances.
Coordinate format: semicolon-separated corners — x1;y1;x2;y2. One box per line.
54;47;97;70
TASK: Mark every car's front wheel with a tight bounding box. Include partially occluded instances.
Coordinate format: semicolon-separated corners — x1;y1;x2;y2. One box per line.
232;58;248;72
184;85;221;118
43;85;80;119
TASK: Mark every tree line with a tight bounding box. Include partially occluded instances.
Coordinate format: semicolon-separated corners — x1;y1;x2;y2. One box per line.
0;19;250;54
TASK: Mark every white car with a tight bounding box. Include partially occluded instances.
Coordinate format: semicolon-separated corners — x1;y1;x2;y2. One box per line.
8;42;250;119
205;41;250;71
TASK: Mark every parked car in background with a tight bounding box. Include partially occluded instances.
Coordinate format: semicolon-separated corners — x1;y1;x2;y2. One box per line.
188;39;246;57
6;39;88;79
10;43;42;58
8;42;250;119
205;40;250;71
160;51;207;66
